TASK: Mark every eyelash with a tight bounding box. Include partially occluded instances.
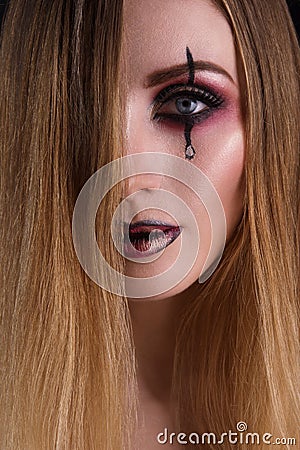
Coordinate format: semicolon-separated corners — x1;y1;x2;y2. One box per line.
151;83;224;126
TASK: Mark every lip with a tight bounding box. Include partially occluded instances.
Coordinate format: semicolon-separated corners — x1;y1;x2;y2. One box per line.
123;220;182;258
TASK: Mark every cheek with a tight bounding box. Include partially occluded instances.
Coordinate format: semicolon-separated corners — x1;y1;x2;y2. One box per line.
193;116;245;239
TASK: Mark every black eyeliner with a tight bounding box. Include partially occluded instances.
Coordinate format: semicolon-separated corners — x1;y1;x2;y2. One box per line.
151;83;224;127
152;83;223;107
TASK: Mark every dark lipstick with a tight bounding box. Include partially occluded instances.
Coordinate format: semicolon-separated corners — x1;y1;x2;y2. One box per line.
123;220;182;258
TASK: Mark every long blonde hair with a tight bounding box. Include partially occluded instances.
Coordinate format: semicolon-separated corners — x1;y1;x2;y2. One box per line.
0;0;299;449
0;1;137;448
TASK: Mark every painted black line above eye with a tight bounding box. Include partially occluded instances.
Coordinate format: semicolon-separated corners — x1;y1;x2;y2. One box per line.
186;46;195;85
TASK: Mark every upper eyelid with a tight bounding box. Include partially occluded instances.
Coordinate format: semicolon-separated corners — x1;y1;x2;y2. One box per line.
149;83;222;115
153;82;222;100
150;83;207;106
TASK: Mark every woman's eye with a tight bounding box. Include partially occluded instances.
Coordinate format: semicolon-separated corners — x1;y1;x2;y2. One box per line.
162;96;207;115
151;84;224;125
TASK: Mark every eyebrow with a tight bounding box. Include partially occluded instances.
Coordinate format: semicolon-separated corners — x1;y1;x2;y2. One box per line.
144;60;235;88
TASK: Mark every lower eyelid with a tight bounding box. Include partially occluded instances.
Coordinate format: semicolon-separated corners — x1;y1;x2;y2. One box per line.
153;108;212;126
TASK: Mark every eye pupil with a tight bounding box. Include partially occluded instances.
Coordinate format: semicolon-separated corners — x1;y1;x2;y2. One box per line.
176;97;197;114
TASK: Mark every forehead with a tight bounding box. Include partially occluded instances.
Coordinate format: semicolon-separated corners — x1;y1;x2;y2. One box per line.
123;0;238;85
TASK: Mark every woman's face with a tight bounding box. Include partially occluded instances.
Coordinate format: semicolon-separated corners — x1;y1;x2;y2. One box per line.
122;0;245;300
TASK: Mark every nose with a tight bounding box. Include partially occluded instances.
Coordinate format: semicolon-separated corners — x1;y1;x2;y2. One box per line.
126;172;164;197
